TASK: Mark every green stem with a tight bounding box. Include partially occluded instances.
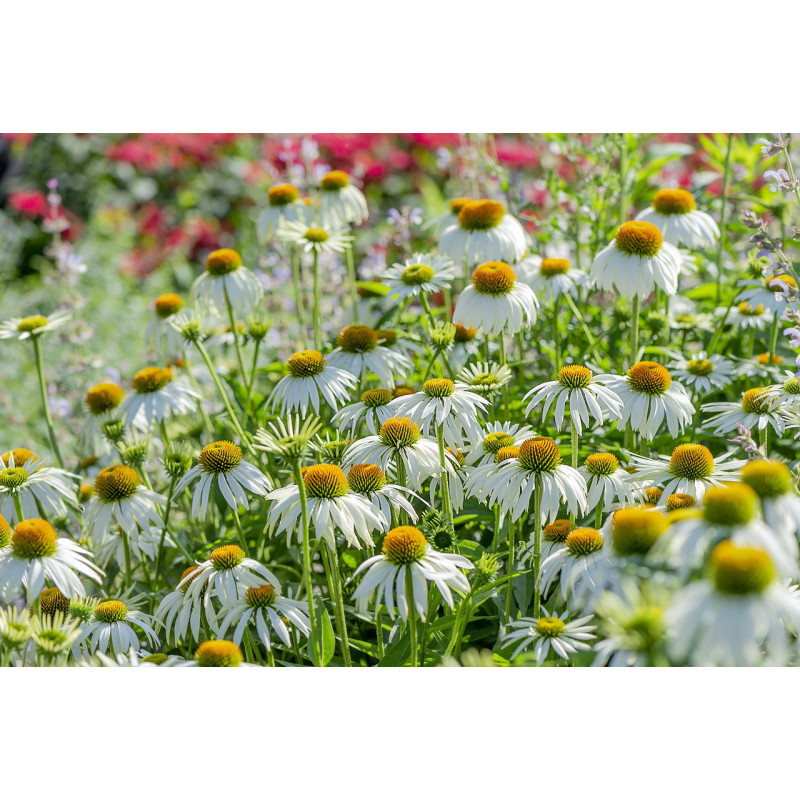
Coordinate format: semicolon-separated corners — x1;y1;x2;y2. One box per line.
594;502;603;530
345;240;359;325
436;427;455;536
375;609;385;660
292;460;319;666
405;570;419;667
419;293;437;329
769;313;780;363
154;476;177;588
289;244;306;340
569;416;579;528
498;333;510;423
504;520;515;622
31;335;64;468
312;249;322;350
715;134;734;305
532;475;544;617
243;338;261;424
562;292;603;363
231;506;250;556
491;504;501;553
223;285;249;393
552;294;561;369
13;493;25;522
630;294;640;367
323;543;352;667
122;530;133;591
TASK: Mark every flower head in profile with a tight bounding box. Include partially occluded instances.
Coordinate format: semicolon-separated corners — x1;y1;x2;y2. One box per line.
736;274;798;316
702;387;785;437
668;351;734;394
258;182;305;241
254;414;322;462
457;361;513;398
741;459;800;544
517;255;589;302
191;248;264;315
177;640;248;667
0;448;77;524
726;300;772;330
332;388;396;435
73;599;159;657
347;463;420;524
146;293;185;354
380;253;457;301
81;382;126;453
502;610;595;664
579;452;641;512
317;170;368;227
327;324;412;387
540;526;607;606
121;366;198;429
0;310;71;341
635;189;719;249
764;372;800;411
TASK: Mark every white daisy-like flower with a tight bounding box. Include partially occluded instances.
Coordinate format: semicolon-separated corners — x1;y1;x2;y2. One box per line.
523;365;623;436
350;525;472;620
332;388;396;435
83;465;165;543
155;565;211;644
257;183;306;241
539;526;607;605
175;639;250;667
579;452;641;512
191;248;263;316
428;447;468;513
268;349;357;416
174;440;271;519
427;196;473;236
668;351;735;394
517;256;589;302
519;518;572;565
0;448;77;524
380;253;457;302
449;324;481;372
702;387;786;436
453;260;538;335
0;518;103;603
80;382;126;454
343;417;453;492
120;365;199;429
254;414;323;462
666;540;800;666
736;273;798;316
741;460;800;546
590;220;682;299
388;378;488;450
465;421;535;468
764;371;800;411
635;189;719;249
266;464;388;550
217;583;311;652
317;170;368;227
457;361;513;398
145;293;185;355
73;599;159;656
627;444;746;504
599;361;694;440
275;220;353;256
502;610;595;663
0;309;71;341
669;296;716;334
724;300;772;330
346;463;421;524
327;324;412;387
438;199;527;266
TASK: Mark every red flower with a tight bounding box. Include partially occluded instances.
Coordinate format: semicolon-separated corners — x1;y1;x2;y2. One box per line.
8;190;48;218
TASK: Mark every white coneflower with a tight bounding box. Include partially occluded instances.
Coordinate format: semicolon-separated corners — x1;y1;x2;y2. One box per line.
327;324;412;387
518;256;589;302
520;518;572;564
764;372;800;411
438;199;527;266
702;387;786;436
427;197;473;236
725;300;772;330
380;253;457;302
145;293;185;354
465;422;535;468
74;599;159;656
0;310;71;341
332;388;396;435
635;189;719;249
523;365;623;436
453;261;538;335
80;382;126;454
155;565;209;644
741;460;800;545
266;464;388;550
174;639;250;667
268;349;357;416
669;296;716;334
449;324;481;372
539;526;607;605
579;452;641;514
350;525;472;620
599;361;694;440
174;440;271;519
317;170;368;227
258;183;306;241
346;463;420;524
121;366;198;429
0;518;103;603
590;221;682;298
275;221;353;256
94;524;173;568
0;448;77;524
457;361;513;398
736;274;798;316
668;351;735;394
191;248;263;315
502;610;595;663
254;414;322;462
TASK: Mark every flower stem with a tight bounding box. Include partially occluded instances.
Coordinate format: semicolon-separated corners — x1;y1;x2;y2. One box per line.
436;426;455;537
405;569;419;667
223;285;249;394
504;520;515;622
570;416;579;527
630;293;640;367
243;338;261;424
375;609;385;660
231;506;250;556
491;504;502;553
345;240;360;325
292;460;319;666
532;475;544;618
289;244;306;340
769;313;780;363
154;476;177;587
552;294;561;368
122;530;133;591
498;333;510;423
13;493;25;522
312;249;322;350
31;335;64;468
715;134;734;305
323;543;352;667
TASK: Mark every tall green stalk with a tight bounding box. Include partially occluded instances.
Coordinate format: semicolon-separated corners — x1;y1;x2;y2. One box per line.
531;476;544;617
292;460;319;666
405;570;419;667
31;335;64;468
715;134;734;304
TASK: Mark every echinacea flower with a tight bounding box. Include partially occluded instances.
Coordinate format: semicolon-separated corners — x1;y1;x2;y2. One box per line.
276;221;353;256
332;388;396;435
518;256;589;302
145;293;185;355
635;189;719;249
736;274;798;316
317;170;368;227
702;387;786;436
155;565;208;644
668;351;735;394
29;609;83;660
121;366;198;429
764;372;800;411
539;526;607;605
427;197;472;235
0;448;77;524
457;361;513;398
73;599;159;656
268;349;357;415
725;301;772;330
741;459;800;544
258;183;306;241
579;452;641;512
253;414;322;462
178;639;248;667
502;610;595;663
191;248;263;315
327;325;412;386
465;421;535;468
0;310;71;341
380;253;457;302
80;382;126;453
346;463;420;524
449;324;481;372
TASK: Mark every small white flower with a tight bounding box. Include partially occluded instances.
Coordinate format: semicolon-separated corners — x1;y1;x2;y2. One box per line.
579;453;641;512
258;183;306;241
736;273;798;315
74;599;159;656
121;365;199;429
465;421;535;468
502;610;595;663
327;324;412;386
145;293;186;355
668;351;735;394
332;387;396;435
724;300;772;330
191;248;263;315
539;526;607;606
702;387;786;436
345;463;421;524
317;170;368;227
0;310;71;341
517;255;589;302
764;168;790;193
380;253;457;301
276;221;353;256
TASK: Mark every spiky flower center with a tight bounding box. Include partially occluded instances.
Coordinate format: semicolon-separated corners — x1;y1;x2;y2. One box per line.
766;274;797;292
652;188;696;215
245;584;276;608
518;437;561;473
303;464;350;498
39;587;70;616
627;361;672;395
337;325;379;353
178;565;202;594
195;640;243;667
392;385;415;398
320;170;350;191
469;371;499;388
472;261;516;295
669;444;715;480
380;418;420;448
268;183;300;206
703;483;757;526
711;541;775;595
287;349;325;377
95;465;140;503
132;366;173;394
540;258;570;276
558;365;592;389
665;493;696;511
423;378;455;398
0;515;11;549
94;600;128;623
402;263;435;285
742;388;773;414
210;545;245;570
757;353;782;366
454;324;478;343
347;463;386;494
783;377;799;395
483;431;515;454
12;519;58;559
458;199;505;231
382;526;428;565
304;227;329;243
565;528;604;557
143;653;168;664
495;445;520;463
614;221;663;257
199;441;243;474
737;301;764;316
449;197;472;214
644;487;663;506
544;519;571;543
205;248;242;275
86;382;125;414
687;358;714;377
584;453;619;476
0;467;28;489
741;459;793;498
17;315;49;333
2;448;35;467
612;508;668;555
535;616;566;637
154;293;184;318
359;389;391;410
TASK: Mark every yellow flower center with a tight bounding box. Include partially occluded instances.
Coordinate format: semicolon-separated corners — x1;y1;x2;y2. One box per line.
382;526;428;564
303;464;350;499
495;445;520;463
483;431;515;454
16;315;48;333
376;329;396;346
40;587;70;616
669;444;715;480
518;437;562;473
472;261;516;295
737;301;764;316
544;519;571;543
742;388;773;414
643;487;663;506
423;378;455;398
627;361;672;395
361;389;392;408
558;365;593;389
2;448;36;467
458;199;506;231
401;263;435;286
703;483;757;526
391;385;415;398
449;197;472;214
205;248;242;275
0;514;11;549
454;324;478;343
469;371;499;388
320;170;350;191
210;545;245;570
347;463;386;494
85;383;126;415
132;366;173;394
337;324;379;353
612;508;668;555
535;616;566;637
154;293;184;318
687;358;714;377
12;519;58;559
665;493;696;511
766;274;797;292
540;258;571;276
0;467;28;489
195;640;243;667
94;600;128;623
584;452;619;476
379;417;420;448
711;541;775;595
757;353;782;365
614;221;663;257
304;227;329;243
143;653;168;664
178;565;202;594
245;584;277;608
198;441;243;474
268;183;300;206
287;349;325;377
95;465;140;503
651;188;696;215
741;459;793;498
565;527;604;557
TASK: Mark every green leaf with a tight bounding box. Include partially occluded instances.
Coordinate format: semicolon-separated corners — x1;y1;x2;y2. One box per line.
309;603;335;666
